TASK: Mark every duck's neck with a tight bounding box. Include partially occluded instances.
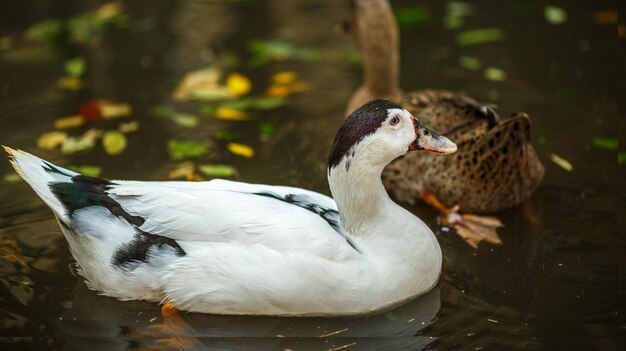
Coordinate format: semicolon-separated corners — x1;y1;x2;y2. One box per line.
361;40;399;98
328;158;396;236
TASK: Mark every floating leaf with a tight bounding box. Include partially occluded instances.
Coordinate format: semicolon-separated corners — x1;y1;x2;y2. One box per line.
61;133;97;154
57;77;83;90
458;55;481;71
0;36;12;50
456;28;504;46
227;142;254;158
102;130;127;155
37;131;68;150
64;57;85;78
79;100;131;121
25;19;61;42
3;173;22;184
544;6;567;25
592;137;617;151
168;162;203;181
220;98;255;111
226;73;252;96
118;121;139;133
594;11;617;25
168;113;198;128
54;115;84;129
484;67;506;81
394;6;430;28
198;164;237;178
168;140;210;160
67;165;102;177
265;82;310;97
385;311;398;321
173;67;230;101
271;72;297;85
212;129;238;141
549;153;573;171
215;107;253;121
200;105;216;115
618;152;626;165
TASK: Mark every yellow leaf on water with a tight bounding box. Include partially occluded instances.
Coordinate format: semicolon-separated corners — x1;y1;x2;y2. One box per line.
215;107;253;121
118;121;140;133
57;77;83;90
227;142;255;158
54;115;84;129
265;81;310;97
550;153;573;171
100;101;132;119
271;71;297;85
102;130;127;155
226;73;252;96
38;131;68;149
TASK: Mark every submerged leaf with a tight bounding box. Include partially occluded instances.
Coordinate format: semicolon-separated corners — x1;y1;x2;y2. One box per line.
592;137;617;150
549;153;573;171
458;55;481;71
198;164;237;178
37;131;68;150
226;73;252;96
385;311;398;321
25;19;61;42
102;130;127;155
394;6;430;28
456;28;504;46
258;122;277;138
54;115;84;129
227;142;255;158
168;140;210;160
544;6;567;25
67;165;102;177
618;152;626;165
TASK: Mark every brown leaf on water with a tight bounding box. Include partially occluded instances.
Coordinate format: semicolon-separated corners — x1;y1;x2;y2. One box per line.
118;121;140;133
453;214;503;249
78;100;132;122
173;67;231;101
37;131;68;150
168;163;204;181
594;11;617;25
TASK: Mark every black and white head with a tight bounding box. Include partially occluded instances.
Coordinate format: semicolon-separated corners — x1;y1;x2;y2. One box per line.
328;99;457;173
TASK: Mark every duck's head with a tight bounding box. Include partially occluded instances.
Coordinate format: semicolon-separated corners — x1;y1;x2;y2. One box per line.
328;100;457;173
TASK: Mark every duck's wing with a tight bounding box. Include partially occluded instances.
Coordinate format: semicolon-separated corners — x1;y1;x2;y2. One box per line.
107;179;359;254
421;113;545;212
397;89;498;133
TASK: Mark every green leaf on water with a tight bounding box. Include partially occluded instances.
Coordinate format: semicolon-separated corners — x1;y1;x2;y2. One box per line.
67;165;102;177
25;19;61;42
544;6;567;25
64;57;86;78
167;140;210;160
456;28;504;46
618;152;626;165
2;173;22;183
198;164;237;178
169;113;198;128
484;67;507;81
458;55;481;70
102;130;127;155
592;137;617;151
200;105;217;116
152;105;175;117
395;6;431;28
385;311;398;321
252;97;287;110
220;98;255;111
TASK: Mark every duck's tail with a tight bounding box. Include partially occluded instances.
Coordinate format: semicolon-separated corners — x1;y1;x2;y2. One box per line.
3;146;79;223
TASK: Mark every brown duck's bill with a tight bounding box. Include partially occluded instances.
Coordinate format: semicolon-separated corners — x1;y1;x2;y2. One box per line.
409;119;457;154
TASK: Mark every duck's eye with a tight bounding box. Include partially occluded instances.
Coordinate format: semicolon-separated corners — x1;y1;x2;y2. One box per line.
389;116;400;125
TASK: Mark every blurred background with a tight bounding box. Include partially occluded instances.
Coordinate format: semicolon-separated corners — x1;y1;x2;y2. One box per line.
0;1;621;350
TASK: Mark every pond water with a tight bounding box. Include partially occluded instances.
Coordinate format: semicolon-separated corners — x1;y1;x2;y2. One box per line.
0;1;620;350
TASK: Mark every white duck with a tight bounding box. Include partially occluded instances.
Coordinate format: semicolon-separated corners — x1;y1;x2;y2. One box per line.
5;99;456;316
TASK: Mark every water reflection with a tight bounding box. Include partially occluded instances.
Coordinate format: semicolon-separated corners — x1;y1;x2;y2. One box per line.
56;284;439;350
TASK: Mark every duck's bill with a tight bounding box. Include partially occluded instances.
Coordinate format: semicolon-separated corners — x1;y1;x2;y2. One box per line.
409;120;457;154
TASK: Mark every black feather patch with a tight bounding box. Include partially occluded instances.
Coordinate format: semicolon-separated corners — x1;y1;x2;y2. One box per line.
254;192;359;252
49;175;145;226
328;99;402;171
112;230;185;268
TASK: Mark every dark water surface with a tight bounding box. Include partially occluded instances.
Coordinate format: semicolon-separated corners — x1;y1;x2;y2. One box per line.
0;1;621;350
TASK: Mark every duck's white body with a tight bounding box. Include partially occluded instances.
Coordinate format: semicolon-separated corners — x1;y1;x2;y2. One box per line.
6;100;454;316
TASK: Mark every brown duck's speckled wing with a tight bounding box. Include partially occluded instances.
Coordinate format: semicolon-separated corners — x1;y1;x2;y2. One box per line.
383;110;545;213
394;89;498;133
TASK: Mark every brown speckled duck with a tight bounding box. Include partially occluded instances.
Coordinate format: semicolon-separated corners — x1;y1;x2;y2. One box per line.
344;0;544;248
